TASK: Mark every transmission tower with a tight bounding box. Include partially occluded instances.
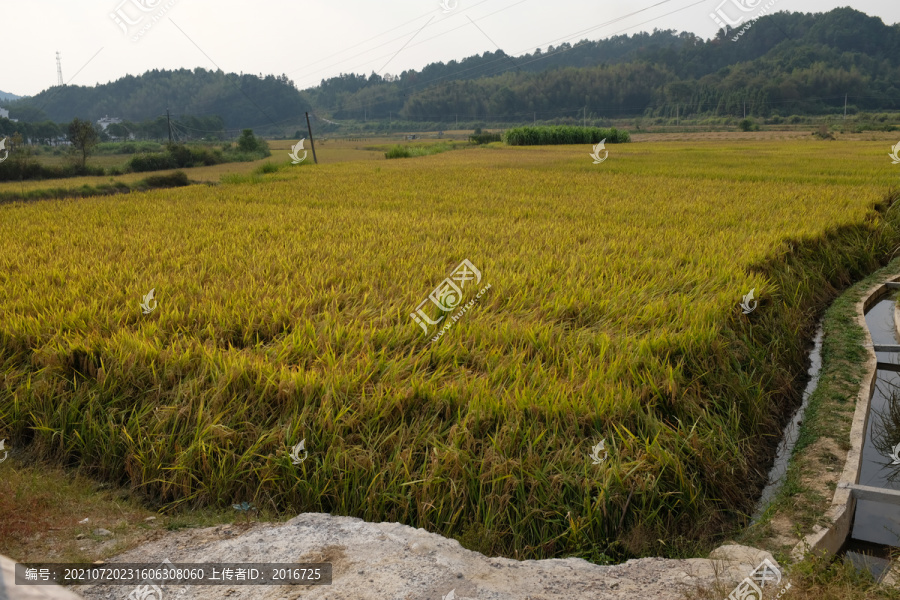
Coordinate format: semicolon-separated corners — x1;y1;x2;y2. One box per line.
56;51;63;87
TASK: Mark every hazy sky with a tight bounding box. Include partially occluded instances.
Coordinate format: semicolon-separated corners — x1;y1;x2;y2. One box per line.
4;1;898;100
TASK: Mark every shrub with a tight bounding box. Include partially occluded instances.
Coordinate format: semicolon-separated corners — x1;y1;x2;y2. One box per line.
167;143;194;167
254;162;280;175
385;145;412;159
812;124;835;140
141;171;190;188
128;144;230;172
129;152;177;172
469;132;502;144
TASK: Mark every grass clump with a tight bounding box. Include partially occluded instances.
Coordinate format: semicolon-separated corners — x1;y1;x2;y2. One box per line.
384;142;455;159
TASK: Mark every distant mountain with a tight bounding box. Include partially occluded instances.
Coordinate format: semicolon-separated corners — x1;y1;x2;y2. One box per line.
311;7;900;121
0;90;21;102
4;7;900;130
8;69;309;133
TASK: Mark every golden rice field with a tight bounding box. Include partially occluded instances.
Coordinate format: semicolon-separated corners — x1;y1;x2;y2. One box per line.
1;138;899;561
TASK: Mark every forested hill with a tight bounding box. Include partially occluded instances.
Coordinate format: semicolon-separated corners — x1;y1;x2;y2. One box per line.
5;69;309;130
308;7;900;120
3;7;900;130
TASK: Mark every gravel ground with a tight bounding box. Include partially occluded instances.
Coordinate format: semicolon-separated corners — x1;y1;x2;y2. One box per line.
61;513;778;600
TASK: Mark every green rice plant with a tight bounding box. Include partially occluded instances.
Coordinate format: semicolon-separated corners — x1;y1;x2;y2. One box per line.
253;162;280;175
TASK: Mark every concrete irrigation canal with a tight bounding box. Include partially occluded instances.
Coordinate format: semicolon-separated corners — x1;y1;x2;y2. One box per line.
795;277;900;581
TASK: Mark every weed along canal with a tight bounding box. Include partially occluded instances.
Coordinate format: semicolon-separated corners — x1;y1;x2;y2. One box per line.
840;286;900;577
753;325;824;522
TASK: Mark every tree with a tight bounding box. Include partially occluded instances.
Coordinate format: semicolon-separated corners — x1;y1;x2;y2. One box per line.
106;122;130;140
236;128;270;154
237;128;258;152
67;118;100;168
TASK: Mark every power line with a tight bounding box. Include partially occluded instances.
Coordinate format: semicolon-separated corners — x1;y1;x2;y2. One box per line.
331;0;677;94
169;18;285;133
289;0;500;86
307;0;693;117
376;16;436;75
293;0;527;90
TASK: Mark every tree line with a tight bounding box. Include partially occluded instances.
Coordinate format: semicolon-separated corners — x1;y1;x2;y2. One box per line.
308;7;900;121
1;7;898;129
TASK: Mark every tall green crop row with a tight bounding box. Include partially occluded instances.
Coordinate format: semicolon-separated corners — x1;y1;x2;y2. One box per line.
503;125;630;145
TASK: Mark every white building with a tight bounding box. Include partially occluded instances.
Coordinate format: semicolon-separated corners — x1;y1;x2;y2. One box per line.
0;108;15;122
96;115;123;130
97;115;133;140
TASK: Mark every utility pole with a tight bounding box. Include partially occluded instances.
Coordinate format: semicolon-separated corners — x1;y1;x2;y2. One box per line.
743;101;746;119
305;111;318;164
844;94;848;120
583;106;586;128
456;114;458;129
166;108;173;144
534;112;536;126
